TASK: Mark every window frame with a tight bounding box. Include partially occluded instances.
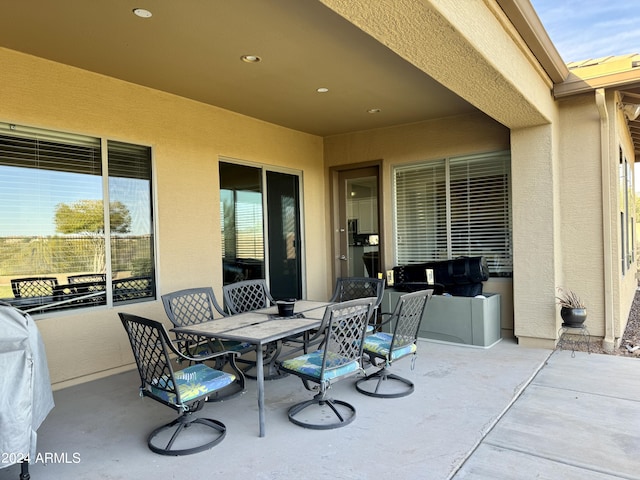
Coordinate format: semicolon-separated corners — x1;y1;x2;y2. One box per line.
0;122;157;314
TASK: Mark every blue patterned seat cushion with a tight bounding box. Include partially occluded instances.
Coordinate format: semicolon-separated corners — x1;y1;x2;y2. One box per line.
149;363;236;404
280;351;360;381
362;332;417;361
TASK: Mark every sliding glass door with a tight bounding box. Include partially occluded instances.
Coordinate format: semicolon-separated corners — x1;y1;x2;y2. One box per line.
219;161;302;299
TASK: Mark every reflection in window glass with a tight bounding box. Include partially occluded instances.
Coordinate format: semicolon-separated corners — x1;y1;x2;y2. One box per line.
219;162;264;284
0;123;155;313
109;140;155;303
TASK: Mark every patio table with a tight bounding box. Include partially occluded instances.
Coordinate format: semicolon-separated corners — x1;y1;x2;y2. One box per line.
172;299;330;437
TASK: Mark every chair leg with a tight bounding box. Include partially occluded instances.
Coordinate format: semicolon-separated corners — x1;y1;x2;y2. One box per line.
287;391;356;430
147;412;226;456
355;367;415;398
20;460;30;480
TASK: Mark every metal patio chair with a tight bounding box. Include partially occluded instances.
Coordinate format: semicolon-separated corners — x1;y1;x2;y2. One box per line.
355;289;433;398
330;276;385;331
278;297;376;429
119;312;245;456
162;287;253;369
222;279;285;380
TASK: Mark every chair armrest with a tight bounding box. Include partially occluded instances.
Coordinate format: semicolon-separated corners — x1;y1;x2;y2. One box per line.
168;339;240;364
368;311;396;333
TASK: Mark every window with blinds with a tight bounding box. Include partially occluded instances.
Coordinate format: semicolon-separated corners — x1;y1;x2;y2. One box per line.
0;122;155;313
394;151;512;277
108;140;155;303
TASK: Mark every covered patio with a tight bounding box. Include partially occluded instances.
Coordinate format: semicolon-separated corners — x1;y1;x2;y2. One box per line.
2;340;638;480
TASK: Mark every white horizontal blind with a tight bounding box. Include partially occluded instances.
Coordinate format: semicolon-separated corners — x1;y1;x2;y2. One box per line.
395;160;447;264
394;151;512;276
449;152;511;276
235;190;264;259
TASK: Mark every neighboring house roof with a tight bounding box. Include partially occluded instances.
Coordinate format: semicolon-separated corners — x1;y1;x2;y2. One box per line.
555;53;640;155
556;53;640;95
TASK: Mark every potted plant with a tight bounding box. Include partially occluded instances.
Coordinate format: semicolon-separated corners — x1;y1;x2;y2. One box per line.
556;287;587;327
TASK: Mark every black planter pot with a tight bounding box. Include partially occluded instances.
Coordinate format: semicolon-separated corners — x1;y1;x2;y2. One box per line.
560;307;587;327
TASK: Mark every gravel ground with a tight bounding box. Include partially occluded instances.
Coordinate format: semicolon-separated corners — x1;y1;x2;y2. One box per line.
564;288;640;356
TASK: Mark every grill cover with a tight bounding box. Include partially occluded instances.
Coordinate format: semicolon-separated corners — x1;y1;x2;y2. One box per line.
393;257;489;297
0;304;54;468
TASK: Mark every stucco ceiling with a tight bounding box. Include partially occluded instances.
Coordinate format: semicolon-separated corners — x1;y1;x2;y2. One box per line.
0;0;479;137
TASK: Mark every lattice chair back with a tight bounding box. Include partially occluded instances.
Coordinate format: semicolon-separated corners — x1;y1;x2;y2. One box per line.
278;297;376;429
389;289;431;352
161;287;251;367
330;277;385;310
321;300;374;376
162;287;226;327
222;279;290;380
119;312;245;455
355;289;433;398
121;313;181;405
223;279;275;314
113;276;155;302
11;277;59;298
330;277;385;334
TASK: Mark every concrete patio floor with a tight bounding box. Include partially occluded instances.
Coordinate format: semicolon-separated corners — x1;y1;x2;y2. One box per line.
1;339;638;480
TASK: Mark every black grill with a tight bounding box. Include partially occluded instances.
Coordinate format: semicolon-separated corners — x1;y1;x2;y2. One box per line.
393;256;489;297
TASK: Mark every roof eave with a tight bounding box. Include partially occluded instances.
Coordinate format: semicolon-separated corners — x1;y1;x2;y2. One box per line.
554;70;640;98
496;0;570;84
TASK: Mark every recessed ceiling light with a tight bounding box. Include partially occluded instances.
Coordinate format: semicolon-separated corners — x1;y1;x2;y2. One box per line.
241;55;261;63
133;8;152;18
367;108;381;114
316;87;329;93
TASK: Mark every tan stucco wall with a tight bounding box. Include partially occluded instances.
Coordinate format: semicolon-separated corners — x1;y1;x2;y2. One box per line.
557;95;606;337
550;90;637;349
0;47;328;388
510;124;558;347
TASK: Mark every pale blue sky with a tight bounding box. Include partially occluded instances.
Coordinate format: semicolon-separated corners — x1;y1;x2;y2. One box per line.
531;0;640;63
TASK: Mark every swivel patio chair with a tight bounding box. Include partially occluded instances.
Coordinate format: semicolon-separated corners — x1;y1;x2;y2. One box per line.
278;297;376;430
282;277;386;357
119;312;245;456
355;289;432;398
222;279;285;380
162;287;253;370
